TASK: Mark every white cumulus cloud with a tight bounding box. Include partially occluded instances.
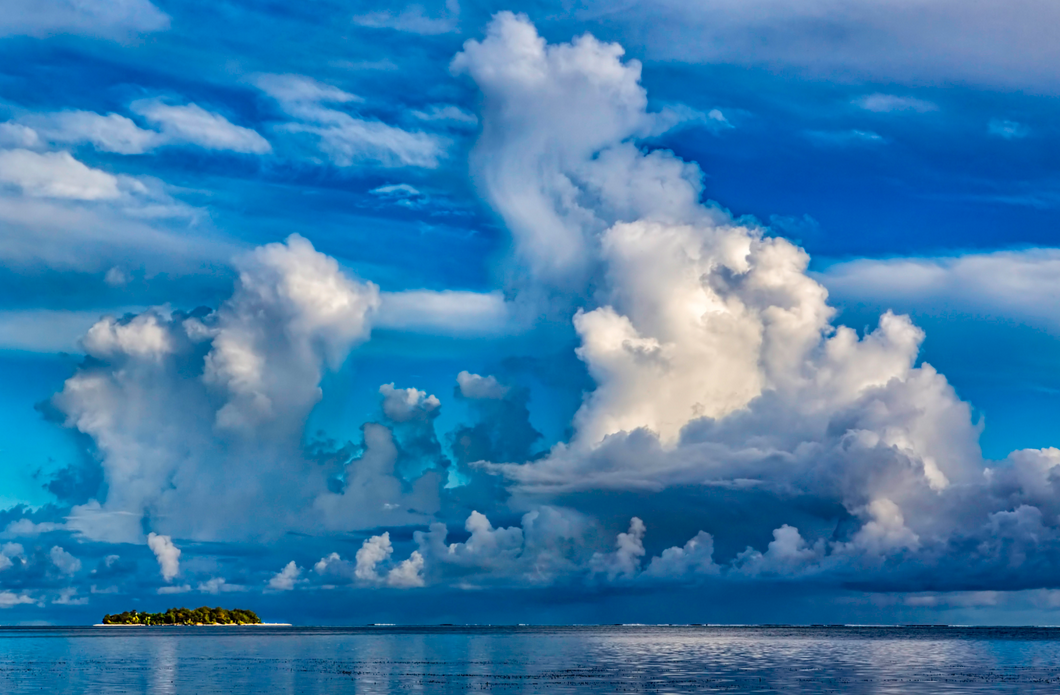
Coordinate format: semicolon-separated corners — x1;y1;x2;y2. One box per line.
52;234;388;542
456;371;509;400
268;561;302;591
147;533;180;581
49;546;82;575
379;384;440;422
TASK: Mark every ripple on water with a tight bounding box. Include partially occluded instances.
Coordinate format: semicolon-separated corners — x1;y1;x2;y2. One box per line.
0;626;1059;693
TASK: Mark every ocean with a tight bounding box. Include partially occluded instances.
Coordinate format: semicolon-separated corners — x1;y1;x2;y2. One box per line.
1;625;1059;693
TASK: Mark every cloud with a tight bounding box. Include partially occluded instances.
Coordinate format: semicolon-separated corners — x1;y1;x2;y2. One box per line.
819;248;1060;336
353;0;460;35
399;510;724;587
258;74;445;168
844;498;920;556
0;123;40;148
365;183;466;212
448;372;542;466
21;113;158;155
441;15;1060;596
346;532;426;587
452;12;705;290
387;552;426;588
0;592;35;608
52;588;87;605
268;561;302;590
410;104;478;128
0;190;223;274
14;11;1060;611
130;100;272;154
203;234;379;430
255;75;362;105
82;312;173;360
0;544;25;571
0;143;225;274
0;0;168;39
707;109;732;128
21;102;270;155
988;119;1030;140
354;535;392;580
577;0;1060;93
411;507;588;586
564;212;844;446
313;422;442;531
104;267;129;286
370;183;422;198
198;577;244;594
49;546;81;574
855;94;938;113
589;517;645;580
3;520;61;537
0;309;139;353
654;104;735;134
147;533;180;581
379;384;441;423
644;531;719;579
376;290;512;336
313;552;348;577
456;372;509;400
47;234;382;542
806;129;885;145
734;525;826;577
0;149;120;200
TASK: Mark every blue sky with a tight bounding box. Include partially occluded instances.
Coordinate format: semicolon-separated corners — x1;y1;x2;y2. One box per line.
2;0;1060;625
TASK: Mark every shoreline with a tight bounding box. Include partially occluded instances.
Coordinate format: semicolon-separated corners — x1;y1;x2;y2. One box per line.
93;623;292;627
81;623;1060;629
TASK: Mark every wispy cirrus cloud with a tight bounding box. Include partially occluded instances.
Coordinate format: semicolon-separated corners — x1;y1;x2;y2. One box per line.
577;0;1060;93
855;93;938;113
820;248;1060;335
0;145;228;275
353;0;460;35
988;118;1030;140
410;104;478;129
130;100;271;153
0;0;168;39
17;101;270;155
805;129;885;145
257;74;446;168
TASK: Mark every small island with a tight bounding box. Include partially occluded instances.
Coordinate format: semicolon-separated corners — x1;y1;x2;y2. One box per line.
101;606;262;626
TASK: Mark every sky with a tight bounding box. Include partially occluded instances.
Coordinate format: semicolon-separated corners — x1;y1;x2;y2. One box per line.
1;0;1060;626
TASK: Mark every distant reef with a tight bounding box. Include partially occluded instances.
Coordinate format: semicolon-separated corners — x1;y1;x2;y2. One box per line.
101;607;262;625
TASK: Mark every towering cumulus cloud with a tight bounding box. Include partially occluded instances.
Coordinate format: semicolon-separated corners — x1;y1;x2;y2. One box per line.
452;13;1060;591
452;13;707;293
52;234;381;542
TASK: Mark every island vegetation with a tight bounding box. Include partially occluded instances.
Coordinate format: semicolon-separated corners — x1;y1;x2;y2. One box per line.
101;606;262;625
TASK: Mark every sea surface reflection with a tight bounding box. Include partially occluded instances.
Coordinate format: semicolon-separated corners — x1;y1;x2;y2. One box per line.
1;625;1059;693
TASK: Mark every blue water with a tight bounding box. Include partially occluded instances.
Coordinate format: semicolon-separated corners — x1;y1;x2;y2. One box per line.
2;625;1060;693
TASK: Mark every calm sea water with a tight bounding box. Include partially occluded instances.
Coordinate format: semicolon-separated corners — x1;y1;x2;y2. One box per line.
1;625;1060;693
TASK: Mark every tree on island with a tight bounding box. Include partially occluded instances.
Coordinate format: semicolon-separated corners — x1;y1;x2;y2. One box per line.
101;606;262;625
